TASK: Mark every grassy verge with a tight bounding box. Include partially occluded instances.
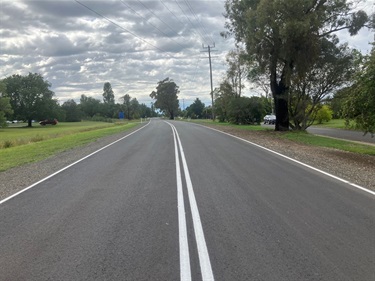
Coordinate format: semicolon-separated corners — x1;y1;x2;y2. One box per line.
187;119;375;156
312;118;358;130
0;121;125;148
0;121;140;171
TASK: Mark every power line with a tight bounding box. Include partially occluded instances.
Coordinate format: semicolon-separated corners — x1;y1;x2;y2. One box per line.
136;0;183;40
160;0;186;27
120;0;185;49
74;0;177;58
183;0;214;44
174;0;208;44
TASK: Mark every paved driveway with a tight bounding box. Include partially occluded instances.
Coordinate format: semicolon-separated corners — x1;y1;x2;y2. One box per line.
307;127;375;145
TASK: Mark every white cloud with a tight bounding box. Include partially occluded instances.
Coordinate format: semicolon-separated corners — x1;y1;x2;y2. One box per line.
0;0;373;108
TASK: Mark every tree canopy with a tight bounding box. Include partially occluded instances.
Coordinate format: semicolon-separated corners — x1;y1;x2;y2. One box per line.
186;98;205;119
150;78;179;119
0;81;13;127
343;45;375;136
61;99;82;122
80;94;101;118
103;82;115;104
2;73;57;127
224;0;369;131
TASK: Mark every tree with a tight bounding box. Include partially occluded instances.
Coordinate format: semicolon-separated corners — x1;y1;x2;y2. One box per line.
225;47;248;97
3;73;57;127
79;94;101;118
215;79;236;122
102;82;115;118
150;78;179;119
330;87;351;119
130;98;140;119
288;41;358;130
224;0;369;131
138;103;152;118
315;105;333;124
227;96;264;125
102;82;115;104
186;98;205;119
343;44;375;136
121;94;131;119
0;81;13;127
61;99;82;122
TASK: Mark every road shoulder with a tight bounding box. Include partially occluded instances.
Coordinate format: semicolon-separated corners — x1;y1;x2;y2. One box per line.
198;123;375;191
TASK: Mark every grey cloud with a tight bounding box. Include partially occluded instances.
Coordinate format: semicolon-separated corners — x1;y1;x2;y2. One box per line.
1;0;372;105
34;34;87;57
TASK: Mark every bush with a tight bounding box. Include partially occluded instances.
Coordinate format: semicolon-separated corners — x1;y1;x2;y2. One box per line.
227;96;264;125
315;105;333;124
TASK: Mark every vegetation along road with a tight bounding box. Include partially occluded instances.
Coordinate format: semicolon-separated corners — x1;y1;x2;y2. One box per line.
0;119;374;280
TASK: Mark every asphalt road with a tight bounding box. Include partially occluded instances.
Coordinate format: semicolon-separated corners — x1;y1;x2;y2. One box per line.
307;126;375;144
1;119;374;280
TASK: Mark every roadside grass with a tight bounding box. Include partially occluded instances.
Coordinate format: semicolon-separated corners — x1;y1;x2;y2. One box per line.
312;118;358;130
0;121;140;171
0;121;122;148
186;119;375;156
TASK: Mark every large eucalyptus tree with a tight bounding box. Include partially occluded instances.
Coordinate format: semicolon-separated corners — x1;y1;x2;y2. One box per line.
224;0;369;130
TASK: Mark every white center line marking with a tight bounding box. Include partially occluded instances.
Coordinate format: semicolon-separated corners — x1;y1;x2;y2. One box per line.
167;121;215;281
170;123;192;281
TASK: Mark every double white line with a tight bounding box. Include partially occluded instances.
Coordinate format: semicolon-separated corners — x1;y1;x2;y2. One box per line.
167;122;214;281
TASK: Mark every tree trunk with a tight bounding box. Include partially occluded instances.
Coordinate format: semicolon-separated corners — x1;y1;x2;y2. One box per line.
273;89;289;131
269;56;292;131
27;119;33;127
270;72;290;131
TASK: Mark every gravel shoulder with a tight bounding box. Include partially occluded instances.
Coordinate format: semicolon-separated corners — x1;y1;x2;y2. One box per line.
1;123;374;202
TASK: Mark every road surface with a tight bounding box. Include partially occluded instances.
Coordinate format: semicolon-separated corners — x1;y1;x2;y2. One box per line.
1;119;374;280
307;126;375;144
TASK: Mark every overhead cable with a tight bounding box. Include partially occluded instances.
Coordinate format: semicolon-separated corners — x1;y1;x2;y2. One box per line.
120;0;185;49
74;0;177;58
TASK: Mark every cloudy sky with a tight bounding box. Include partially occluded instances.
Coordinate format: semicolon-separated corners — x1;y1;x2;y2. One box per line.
0;0;374;108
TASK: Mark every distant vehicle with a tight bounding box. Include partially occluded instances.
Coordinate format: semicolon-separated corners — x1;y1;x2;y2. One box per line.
39;119;58;126
263;114;276;125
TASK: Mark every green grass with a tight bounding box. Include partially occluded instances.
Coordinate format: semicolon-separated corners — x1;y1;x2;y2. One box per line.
313;118;358;130
0;121;122;148
0;121;140;171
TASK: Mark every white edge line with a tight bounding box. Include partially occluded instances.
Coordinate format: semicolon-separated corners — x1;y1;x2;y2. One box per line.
168;122;192;281
167;121;215;281
0;121;151;205
195;123;375;197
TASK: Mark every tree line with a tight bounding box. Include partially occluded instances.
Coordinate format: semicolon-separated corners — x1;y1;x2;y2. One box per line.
0;75;157;127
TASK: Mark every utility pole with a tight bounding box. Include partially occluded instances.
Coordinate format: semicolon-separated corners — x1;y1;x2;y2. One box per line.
202;43;215;120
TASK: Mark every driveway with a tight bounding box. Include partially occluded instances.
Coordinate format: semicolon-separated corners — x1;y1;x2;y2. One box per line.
307;126;375;145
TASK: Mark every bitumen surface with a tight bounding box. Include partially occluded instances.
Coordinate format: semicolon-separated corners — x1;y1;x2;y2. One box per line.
1;119;374;280
307;126;375;144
